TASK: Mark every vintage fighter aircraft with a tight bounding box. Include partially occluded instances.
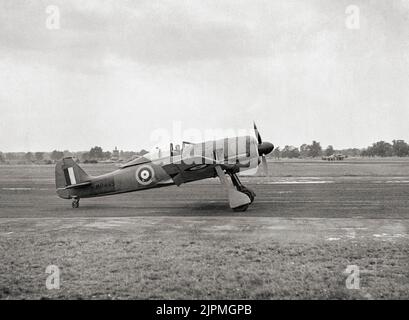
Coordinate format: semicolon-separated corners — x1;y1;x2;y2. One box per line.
55;123;274;211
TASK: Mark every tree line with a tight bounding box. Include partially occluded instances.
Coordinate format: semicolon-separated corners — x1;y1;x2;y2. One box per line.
271;139;409;159
1;139;409;164
0;147;148;164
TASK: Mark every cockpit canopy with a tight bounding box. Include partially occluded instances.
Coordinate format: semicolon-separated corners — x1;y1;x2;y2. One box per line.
121;141;196;168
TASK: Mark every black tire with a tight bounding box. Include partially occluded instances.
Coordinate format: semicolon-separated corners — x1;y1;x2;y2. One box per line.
232;204;249;212
243;190;255;203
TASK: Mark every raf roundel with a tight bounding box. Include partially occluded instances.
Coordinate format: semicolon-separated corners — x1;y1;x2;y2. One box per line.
135;165;155;185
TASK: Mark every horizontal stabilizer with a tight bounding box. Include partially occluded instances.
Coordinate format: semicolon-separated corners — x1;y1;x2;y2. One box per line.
61;181;92;190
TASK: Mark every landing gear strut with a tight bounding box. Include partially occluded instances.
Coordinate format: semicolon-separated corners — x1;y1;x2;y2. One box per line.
228;173;256;204
215;166;254;212
72;198;80;208
227;173;256;211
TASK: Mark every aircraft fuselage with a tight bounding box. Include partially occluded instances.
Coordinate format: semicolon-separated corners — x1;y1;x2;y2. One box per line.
56;135;260;200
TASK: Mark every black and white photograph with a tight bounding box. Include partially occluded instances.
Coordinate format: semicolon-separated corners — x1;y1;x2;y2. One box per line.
0;0;408;306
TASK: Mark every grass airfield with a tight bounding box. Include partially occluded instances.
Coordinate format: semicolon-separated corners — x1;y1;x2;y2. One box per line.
0;159;408;299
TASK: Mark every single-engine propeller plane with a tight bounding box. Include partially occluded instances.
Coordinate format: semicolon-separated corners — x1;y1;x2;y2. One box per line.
55;123;274;211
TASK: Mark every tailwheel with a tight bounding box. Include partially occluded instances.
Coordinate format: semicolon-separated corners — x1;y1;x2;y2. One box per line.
71;198;80;208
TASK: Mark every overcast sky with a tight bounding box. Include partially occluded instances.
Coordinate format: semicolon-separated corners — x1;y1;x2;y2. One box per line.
1;0;408;152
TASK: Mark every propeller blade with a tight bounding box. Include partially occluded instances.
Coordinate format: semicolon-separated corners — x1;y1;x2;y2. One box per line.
253;121;262;144
253;122;272;176
262;156;268;176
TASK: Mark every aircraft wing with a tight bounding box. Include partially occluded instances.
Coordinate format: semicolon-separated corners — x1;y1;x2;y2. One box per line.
161;156;222;186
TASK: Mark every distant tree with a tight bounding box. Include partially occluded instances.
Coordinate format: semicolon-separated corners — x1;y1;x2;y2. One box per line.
80;152;90;162
83;147;112;161
361;148;371;157
50;150;64;161
89;146;104;160
0;152;4;163
4;153;17;161
272;146;281;159
25;152;34;162
341;148;361;157
325;145;334;156
138;149;149;156
119;151;137;161
370;141;393;157
35;152;44;162
300;144;310;158
308;141;322;158
281;145;300;159
392;140;409;157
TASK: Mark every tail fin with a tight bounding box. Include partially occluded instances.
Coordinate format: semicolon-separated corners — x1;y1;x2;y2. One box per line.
55;157;91;189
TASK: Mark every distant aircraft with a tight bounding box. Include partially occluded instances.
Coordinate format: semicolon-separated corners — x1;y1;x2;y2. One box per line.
322;154;346;161
55;123;274;211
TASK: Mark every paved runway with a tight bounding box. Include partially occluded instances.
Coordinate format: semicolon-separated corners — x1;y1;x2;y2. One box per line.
1;175;409;219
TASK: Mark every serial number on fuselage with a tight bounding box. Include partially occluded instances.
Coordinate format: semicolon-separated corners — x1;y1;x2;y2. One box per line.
92;182;115;189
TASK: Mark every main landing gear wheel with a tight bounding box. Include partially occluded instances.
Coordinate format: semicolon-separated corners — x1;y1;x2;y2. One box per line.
72;198;80;208
232;203;250;212
241;189;255;204
215;166;253;212
229;173;256;204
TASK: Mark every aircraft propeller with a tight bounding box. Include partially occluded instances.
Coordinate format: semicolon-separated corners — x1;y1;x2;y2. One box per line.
254;122;274;176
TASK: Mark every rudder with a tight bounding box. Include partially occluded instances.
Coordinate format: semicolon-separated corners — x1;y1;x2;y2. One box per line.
55;157;91;189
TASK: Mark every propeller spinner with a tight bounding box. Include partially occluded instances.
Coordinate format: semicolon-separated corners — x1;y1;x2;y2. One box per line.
254;122;274;175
